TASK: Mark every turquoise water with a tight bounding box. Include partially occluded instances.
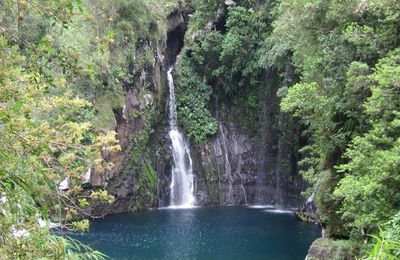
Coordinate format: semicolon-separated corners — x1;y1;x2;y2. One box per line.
69;207;320;259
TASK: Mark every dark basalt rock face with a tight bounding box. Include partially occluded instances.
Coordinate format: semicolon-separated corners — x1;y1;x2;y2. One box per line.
185;102;307;208
196;122;257;205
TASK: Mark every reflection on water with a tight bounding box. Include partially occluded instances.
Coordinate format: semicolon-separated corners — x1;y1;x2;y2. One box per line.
246;204;275;209
68;207;320;260
165;209;198;259
264;209;294;214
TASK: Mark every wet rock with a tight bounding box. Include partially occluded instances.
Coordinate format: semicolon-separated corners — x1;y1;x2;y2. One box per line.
82;168;91;185
58;176;71;191
117;175;135;199
128;90;140;109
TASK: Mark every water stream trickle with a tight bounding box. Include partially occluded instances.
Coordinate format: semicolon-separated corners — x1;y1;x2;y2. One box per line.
219;123;234;205
275;137;284;208
167;67;195;208
237;155;248;205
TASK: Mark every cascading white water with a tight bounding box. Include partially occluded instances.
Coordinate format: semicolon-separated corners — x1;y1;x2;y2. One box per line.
167;67;196;208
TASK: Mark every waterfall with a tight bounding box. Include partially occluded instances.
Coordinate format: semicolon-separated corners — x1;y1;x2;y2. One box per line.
167;67;196;208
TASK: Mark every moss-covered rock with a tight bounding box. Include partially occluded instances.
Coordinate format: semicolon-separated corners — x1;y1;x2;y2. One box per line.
306;238;360;260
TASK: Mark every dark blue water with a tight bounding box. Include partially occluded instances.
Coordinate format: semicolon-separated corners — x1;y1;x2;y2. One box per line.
69;207;320;259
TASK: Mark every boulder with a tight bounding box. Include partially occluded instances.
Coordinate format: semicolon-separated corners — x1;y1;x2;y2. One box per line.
306;238;360;260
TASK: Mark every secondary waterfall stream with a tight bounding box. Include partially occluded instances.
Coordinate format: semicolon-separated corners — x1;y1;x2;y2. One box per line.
218;123;234;204
167;67;196;208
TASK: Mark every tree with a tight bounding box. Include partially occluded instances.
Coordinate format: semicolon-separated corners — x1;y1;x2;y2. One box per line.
334;49;400;236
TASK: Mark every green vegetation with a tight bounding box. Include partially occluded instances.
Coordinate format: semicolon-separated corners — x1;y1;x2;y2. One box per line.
0;14;115;260
1;0;400;258
0;0;180;257
182;0;400;258
176;1;275;139
136;162;158;204
274;0;400;257
188;0;221;31
175;59;218;143
368;228;400;259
